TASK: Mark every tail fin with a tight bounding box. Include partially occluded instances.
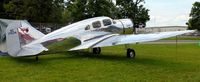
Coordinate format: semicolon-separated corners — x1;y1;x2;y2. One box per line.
5;20;47;57
6;21;21;57
0;19;8;55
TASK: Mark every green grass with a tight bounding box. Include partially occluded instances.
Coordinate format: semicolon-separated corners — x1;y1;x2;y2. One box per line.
163;36;200;40
0;40;200;82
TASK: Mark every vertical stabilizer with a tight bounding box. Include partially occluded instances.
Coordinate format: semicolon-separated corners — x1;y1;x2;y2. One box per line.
1;19;47;57
0;19;8;55
6;21;21;57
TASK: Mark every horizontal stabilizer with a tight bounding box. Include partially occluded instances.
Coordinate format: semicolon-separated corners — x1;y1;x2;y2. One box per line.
16;44;48;57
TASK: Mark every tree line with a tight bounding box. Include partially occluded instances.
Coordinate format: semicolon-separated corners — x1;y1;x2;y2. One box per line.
187;1;200;31
0;0;64;23
0;0;150;26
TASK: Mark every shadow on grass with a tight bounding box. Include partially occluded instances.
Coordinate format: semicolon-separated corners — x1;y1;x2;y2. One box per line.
70;51;184;67
9;51;186;68
9;51;69;63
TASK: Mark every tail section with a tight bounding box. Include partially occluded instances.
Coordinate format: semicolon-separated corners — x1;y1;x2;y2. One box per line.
6;21;21;57
0;19;47;57
0;19;8;55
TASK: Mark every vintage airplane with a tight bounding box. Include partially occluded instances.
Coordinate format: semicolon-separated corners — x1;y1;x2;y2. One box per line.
0;17;195;60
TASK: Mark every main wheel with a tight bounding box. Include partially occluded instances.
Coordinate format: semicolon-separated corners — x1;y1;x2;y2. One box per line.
36;55;39;61
127;48;135;58
93;47;101;54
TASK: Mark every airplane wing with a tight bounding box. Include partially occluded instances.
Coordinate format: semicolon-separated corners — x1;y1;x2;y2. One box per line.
69;30;195;51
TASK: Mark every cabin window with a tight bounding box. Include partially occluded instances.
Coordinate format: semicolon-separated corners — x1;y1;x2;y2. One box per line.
92;21;101;28
103;19;112;26
85;25;90;30
113;20;116;24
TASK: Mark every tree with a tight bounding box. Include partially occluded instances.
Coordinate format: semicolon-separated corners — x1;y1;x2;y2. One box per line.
116;0;150;26
0;0;5;13
0;0;11;18
187;2;200;31
2;0;19;19
86;0;116;18
1;0;150;26
64;0;88;22
3;0;64;23
64;0;116;22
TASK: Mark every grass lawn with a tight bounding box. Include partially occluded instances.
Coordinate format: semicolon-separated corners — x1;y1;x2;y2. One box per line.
163;36;200;40
0;41;200;82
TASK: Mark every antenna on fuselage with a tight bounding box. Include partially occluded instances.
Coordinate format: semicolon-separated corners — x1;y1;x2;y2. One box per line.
118;20;125;34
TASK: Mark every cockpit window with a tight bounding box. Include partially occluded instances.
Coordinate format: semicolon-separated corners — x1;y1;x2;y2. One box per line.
85;25;90;30
92;21;101;28
103;19;112;26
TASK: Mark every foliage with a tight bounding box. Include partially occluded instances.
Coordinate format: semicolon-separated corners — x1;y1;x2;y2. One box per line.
0;0;5;14
0;0;150;25
86;0;116;18
2;0;64;23
116;0;150;25
64;0;150;25
187;2;200;31
64;0;88;22
64;0;116;22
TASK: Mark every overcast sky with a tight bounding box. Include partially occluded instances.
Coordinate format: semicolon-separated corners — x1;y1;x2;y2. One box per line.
144;0;199;27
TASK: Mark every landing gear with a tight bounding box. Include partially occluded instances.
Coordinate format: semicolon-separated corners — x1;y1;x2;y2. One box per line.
127;48;135;58
93;47;101;54
92;47;135;58
36;55;39;61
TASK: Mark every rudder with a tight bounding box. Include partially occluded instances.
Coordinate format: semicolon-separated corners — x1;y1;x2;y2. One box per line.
6;21;21;57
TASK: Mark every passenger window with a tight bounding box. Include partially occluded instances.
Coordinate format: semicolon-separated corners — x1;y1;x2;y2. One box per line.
113;20;116;24
103;19;112;26
92;21;101;28
85;25;90;30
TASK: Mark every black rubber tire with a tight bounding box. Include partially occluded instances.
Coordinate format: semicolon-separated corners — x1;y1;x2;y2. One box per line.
93;47;101;54
127;48;135;58
36;56;39;61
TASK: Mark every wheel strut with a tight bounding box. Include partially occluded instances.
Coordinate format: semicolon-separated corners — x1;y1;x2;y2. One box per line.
36;55;39;61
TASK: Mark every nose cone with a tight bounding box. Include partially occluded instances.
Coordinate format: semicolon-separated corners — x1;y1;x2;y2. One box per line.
113;19;133;28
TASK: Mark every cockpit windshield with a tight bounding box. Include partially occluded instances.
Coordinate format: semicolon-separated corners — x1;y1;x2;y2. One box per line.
103;19;112;26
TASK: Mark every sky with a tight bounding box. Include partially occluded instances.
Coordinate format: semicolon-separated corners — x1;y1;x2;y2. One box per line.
144;0;199;27
66;0;199;27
